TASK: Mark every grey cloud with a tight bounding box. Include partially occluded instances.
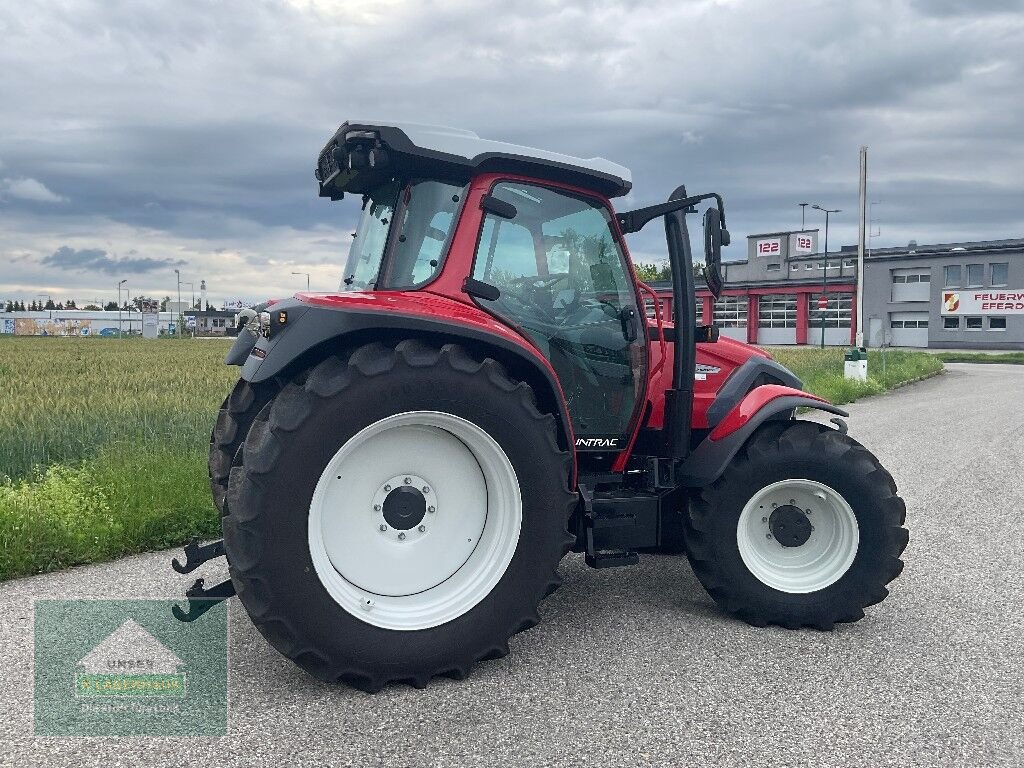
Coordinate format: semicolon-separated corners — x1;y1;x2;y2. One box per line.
0;177;65;202
910;0;1024;16
42;246;186;274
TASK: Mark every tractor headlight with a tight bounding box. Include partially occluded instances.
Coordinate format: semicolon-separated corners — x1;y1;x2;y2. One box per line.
258;311;272;337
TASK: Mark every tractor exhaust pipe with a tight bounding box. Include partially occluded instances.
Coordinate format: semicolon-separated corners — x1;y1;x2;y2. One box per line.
664;185;696;460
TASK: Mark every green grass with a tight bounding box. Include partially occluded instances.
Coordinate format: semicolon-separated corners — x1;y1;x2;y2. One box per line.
0;337;235;580
934;351;1024;365
766;347;943;406
0;336;943;581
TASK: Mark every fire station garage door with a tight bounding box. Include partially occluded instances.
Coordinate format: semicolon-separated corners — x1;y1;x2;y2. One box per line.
889;311;929;347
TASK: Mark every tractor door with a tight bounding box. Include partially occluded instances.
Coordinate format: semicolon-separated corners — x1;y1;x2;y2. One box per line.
470;180;647;452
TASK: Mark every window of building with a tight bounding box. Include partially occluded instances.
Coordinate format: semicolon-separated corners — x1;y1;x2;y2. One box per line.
766;263;781;272
965;316;983;330
713;295;748;328
891;318;928;329
843;259;855;268
943;316;960;330
991;263;1009;287
893;271;929;284
758;294;797;328
805;264;814;270
989;317;1007;330
944;265;961;287
966;264;983;287
810;292;853;328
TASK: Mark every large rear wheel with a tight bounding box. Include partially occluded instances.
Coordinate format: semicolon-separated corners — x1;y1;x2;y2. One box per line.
209;378;281;515
685;420;907;629
223;340;576;691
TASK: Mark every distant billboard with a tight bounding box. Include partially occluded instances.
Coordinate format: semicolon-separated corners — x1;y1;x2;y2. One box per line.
942;290;1024;315
793;234;814;253
756;238;781;257
12;318;92;336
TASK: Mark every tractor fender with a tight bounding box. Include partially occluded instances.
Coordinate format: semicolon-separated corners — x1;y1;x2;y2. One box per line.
677;385;849;488
231;296;576;456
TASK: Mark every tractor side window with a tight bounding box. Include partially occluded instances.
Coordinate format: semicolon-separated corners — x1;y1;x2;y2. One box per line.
381;180;466;289
340;181;399;291
474;216;538;286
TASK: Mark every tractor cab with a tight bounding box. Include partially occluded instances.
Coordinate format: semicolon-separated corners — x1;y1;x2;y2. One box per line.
312;121;731;467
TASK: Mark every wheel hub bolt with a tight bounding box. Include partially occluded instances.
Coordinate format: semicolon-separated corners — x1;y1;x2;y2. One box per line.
374;504;381;511
789;499;796;505
379;524;387;532
428;506;436;513
423;486;430;494
766;533;773;539
398;532;406;540
404;477;411;484
384;484;392;492
761;516;768;523
418;525;426;532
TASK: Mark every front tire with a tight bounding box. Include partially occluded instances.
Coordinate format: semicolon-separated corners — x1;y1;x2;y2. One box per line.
685;420;908;629
223;340;576;691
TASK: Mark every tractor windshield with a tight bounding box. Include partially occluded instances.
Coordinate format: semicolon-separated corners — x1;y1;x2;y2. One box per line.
340;179;466;292
340;182;399;291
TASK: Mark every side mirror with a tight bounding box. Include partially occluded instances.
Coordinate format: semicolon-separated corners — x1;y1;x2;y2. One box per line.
703;207;727;299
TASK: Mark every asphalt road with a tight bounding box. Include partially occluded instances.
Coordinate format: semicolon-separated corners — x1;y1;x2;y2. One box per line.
2;363;1022;767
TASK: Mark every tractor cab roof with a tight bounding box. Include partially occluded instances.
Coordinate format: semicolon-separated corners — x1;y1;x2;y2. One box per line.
316;121;632;200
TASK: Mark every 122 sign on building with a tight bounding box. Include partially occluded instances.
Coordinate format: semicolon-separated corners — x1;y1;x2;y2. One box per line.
942;291;1024;314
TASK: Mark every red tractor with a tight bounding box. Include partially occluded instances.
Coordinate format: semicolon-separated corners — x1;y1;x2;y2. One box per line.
176;121;907;692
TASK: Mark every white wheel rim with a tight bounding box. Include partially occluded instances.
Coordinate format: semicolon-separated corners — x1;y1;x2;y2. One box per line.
308;410;522;630
736;479;859;594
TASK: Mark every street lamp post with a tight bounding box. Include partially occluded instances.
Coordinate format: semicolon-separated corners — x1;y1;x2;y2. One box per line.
174;269;182;337
37;294;52;319
117;279;127;338
812;204;840;349
292;271;311;291
799;202;809;231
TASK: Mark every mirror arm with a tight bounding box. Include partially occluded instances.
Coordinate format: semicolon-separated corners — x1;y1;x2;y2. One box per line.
616;192;726;235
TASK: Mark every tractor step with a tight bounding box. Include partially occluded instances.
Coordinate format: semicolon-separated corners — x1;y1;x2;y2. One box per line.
585;550;640;569
172;577;236;623
581;488;660;569
171;537;226;574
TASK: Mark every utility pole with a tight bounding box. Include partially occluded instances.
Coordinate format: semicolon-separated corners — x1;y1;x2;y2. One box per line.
812;204;840;349
175;268;182;337
118;279;127;338
856;146;868;349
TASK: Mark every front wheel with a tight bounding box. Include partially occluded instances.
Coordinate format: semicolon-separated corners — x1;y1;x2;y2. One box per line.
685;420;908;629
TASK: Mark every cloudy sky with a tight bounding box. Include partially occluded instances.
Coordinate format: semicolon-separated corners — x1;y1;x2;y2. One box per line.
2;0;1023;307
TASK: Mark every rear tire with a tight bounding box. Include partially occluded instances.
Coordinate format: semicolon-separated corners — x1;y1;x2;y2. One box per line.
685;420;907;629
209;379;281;515
223;340;576;691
